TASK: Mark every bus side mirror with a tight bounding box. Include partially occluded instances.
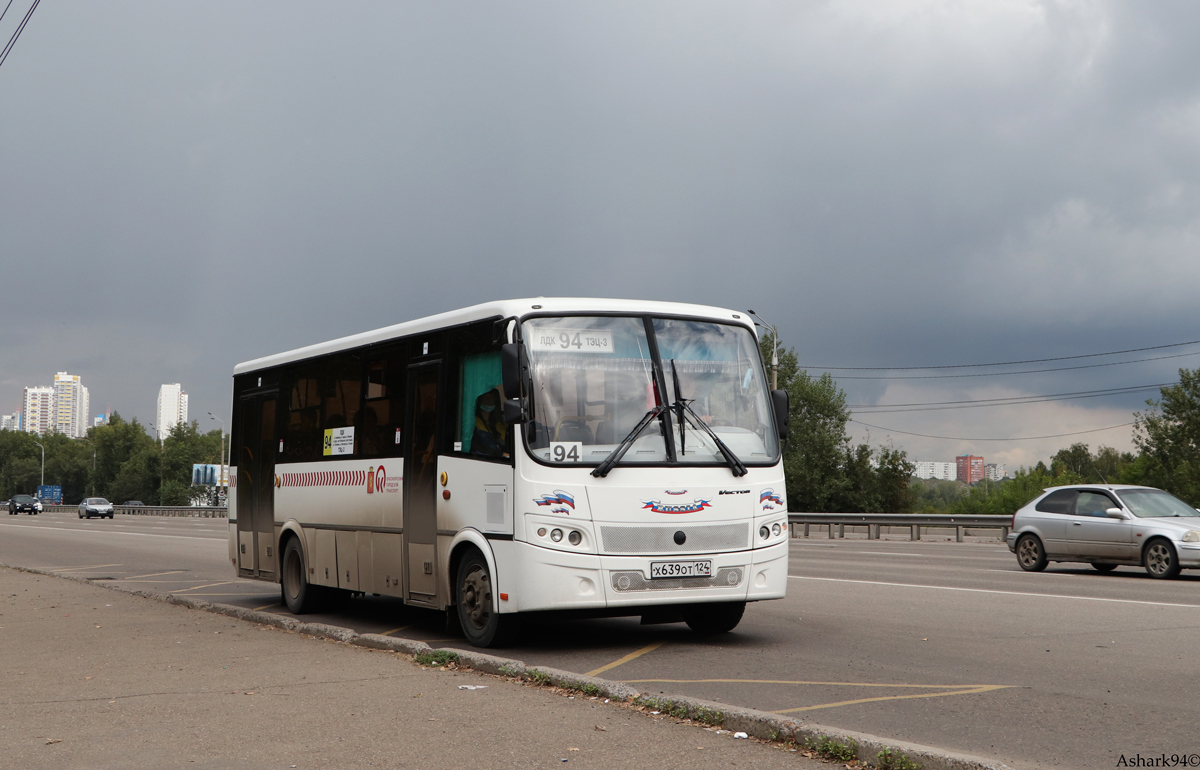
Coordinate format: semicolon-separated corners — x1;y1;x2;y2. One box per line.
771;389;789;441
503;398;527;425
501;343;522;398
501;343;529;424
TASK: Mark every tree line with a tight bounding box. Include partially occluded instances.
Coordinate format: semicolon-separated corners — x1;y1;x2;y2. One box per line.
765;332;1200;515
0;414;223;505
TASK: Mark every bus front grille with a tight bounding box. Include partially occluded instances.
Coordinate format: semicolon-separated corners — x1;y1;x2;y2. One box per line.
599;522;749;554
610;567;744;592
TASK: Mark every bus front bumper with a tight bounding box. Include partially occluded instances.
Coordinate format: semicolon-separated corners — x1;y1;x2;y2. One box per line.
497;539;788;614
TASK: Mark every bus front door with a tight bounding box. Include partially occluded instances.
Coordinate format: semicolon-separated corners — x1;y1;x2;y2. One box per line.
403;364;440;605
237;393;278;580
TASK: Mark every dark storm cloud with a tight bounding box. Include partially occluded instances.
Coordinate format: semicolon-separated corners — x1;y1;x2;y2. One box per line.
2;1;1199;467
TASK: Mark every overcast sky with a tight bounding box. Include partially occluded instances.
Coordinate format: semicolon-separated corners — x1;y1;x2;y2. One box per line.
3;1;1199;470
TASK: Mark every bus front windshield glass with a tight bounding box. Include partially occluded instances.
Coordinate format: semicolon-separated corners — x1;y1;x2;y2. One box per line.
522;316;779;467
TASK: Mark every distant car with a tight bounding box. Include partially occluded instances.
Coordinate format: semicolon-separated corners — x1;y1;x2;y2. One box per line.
79;497;115;519
10;494;40;515
1008;484;1200;579
123;500;144;506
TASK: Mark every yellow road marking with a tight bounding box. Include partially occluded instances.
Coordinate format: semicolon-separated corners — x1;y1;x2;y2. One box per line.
622;679;1013;714
625;678;989;689
50;564;122;572
380;626;411;636
173;581;236;593
775;685;1013;714
253;604;280;611
123;571;185;580
586;641;665;677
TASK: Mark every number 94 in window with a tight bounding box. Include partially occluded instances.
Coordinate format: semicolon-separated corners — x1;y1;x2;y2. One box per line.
551;442;582;462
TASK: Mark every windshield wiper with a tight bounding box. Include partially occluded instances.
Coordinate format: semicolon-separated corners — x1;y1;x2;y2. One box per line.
591;404;668;478
670;360;748;477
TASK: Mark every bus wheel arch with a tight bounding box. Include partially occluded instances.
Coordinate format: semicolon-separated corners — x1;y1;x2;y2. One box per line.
280;527;325;613
448;538;519;648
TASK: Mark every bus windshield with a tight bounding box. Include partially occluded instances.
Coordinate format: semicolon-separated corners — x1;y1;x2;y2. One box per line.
522;315;779;467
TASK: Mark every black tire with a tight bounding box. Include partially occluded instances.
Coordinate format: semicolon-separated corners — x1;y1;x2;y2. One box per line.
281;537;325;613
1016;534;1048;572
78;510;84;519
1144;539;1181;580
1092;563;1118;573
683;601;746;635
107;513;114;519
455;549;520;648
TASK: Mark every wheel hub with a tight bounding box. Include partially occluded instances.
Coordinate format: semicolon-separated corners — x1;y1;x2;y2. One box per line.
461;566;491;629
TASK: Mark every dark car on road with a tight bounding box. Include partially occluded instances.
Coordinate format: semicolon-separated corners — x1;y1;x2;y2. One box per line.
123;500;144;506
9;494;41;515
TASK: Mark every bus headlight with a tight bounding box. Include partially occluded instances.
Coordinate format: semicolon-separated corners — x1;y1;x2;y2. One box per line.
568;530;582;546
772;523;781;537
537;527;547;538
759;525;770;540
551;528;563;542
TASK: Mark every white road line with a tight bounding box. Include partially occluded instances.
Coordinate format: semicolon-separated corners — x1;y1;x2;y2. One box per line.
0;522;224;542
787;575;1200;608
853;552;924;556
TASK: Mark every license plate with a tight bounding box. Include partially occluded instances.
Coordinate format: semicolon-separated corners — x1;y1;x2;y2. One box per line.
649;560;712;579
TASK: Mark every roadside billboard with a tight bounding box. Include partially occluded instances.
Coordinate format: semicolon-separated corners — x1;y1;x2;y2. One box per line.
36;485;62;504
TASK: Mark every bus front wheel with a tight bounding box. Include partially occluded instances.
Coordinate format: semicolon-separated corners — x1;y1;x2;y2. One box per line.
455;550;520;648
683;601;746;635
281;537;325;614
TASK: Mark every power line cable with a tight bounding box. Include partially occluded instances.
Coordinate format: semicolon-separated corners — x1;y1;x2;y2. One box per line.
846;382;1170;409
0;0;40;71
828;350;1200;380
0;0;16;25
801;338;1200;371
848;383;1170;414
850;419;1136;442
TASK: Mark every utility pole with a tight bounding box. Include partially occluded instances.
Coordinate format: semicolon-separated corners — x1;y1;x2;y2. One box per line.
746;310;779;390
208;412;227;506
32;441;44;487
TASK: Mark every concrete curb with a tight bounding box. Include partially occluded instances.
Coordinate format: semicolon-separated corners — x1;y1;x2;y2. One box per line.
4;563;1012;770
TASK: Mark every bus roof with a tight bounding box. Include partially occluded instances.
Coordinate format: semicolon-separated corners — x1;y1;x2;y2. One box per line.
232;297;756;375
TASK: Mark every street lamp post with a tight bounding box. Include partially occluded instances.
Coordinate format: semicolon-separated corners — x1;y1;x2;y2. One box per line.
746;310;779;390
208;412;227;506
32;441;44;487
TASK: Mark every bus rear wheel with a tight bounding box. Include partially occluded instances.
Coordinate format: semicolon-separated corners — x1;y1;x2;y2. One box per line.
455;550;520;648
683;601;746;635
281;537;325;613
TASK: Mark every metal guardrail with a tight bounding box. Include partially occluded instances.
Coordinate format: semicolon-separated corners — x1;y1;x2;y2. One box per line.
38;504;228;519
788;513;1011;542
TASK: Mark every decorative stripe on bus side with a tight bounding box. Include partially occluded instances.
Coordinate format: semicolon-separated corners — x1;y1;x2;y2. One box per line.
279;470;369;488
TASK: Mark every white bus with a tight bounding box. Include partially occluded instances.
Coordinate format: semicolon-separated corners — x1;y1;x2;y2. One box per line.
228;298;789;647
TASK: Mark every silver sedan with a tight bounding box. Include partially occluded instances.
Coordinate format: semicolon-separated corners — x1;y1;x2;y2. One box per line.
78;497;115;519
1006;484;1200;579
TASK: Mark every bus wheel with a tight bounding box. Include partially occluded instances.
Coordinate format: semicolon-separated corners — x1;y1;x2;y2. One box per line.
281;537;323;613
683;601;746;635
455;550;519;648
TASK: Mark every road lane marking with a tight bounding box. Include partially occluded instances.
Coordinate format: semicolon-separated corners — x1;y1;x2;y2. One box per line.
787;575;1200;608
49;564;123;572
775;685;1012;714
123;571;185;580
586;641;666;677
0;523;225;542
622;678;1012;714
380;626;411;636
253;603;280;611
172;581;236;593
853;552;924;556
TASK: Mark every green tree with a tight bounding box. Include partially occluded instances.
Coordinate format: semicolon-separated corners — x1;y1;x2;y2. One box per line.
1134;369;1200;504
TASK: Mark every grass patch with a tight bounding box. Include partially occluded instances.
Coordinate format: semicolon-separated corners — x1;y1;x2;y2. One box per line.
413;650;459;668
806;735;858;763
876;747;921;770
498;664;520;677
526;669;552;686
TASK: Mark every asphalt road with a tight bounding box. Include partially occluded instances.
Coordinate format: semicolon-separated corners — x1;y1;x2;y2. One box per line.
3;511;1198;769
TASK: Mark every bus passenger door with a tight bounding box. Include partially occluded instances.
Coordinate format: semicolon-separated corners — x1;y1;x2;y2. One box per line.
237;392;278;580
403;364;440;605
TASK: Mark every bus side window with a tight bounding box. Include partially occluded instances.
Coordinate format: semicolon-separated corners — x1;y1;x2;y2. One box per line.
360;352;405;459
459;351;505;457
